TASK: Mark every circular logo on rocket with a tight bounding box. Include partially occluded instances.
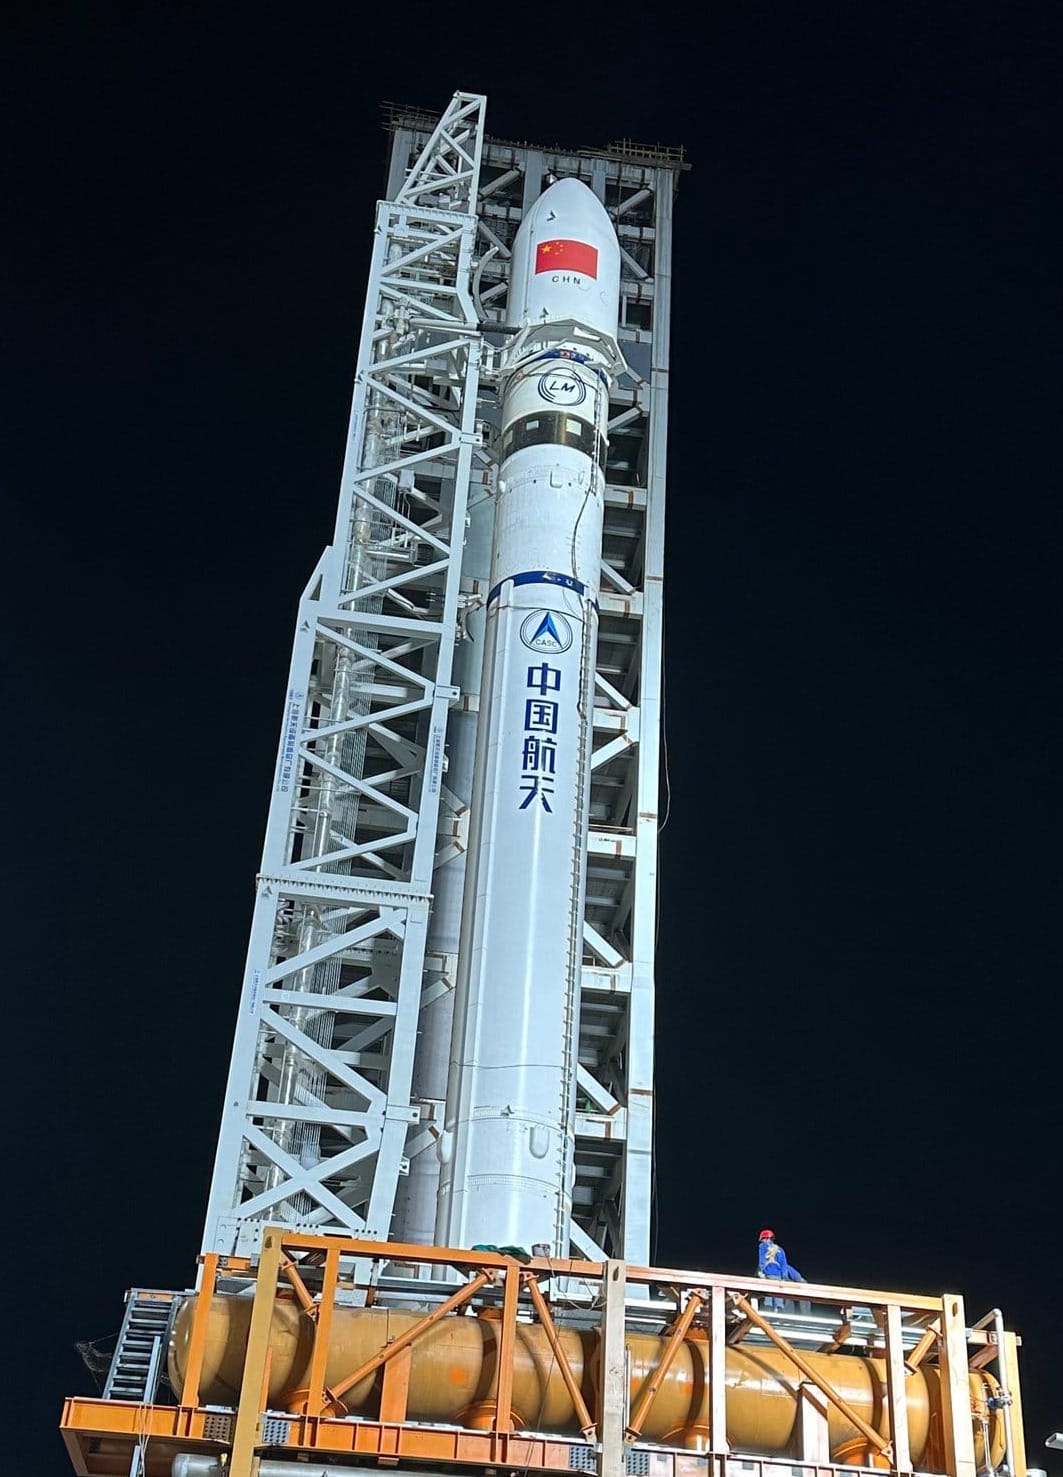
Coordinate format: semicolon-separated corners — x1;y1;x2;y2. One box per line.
520;609;574;653
537;369;587;406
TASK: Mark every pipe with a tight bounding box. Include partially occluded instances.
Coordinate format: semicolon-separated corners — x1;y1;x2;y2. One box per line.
168;1294;1007;1468
993;1306;1017;1477
974;1307;1016;1476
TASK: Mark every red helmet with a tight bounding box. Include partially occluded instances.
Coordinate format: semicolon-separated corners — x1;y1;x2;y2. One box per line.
758;1228;775;1241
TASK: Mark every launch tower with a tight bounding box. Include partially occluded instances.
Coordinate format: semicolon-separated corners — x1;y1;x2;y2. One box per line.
61;91;1032;1477
195;92;670;1269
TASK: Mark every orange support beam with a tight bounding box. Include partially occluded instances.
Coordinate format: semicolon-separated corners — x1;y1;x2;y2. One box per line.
626;1289;704;1439
523;1272;596;1439
730;1291;892;1459
178;1251;218;1408
329;1269;491;1407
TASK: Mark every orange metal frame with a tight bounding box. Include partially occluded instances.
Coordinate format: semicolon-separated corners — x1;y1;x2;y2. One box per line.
59;1231;1027;1477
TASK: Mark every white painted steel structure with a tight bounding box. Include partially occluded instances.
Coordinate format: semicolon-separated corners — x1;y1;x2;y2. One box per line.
201;92;683;1265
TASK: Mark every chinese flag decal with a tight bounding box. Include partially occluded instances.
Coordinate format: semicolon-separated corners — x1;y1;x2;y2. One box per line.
535;238;599;278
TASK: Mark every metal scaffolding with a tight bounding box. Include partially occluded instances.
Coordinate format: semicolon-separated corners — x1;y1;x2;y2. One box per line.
201;91;685;1266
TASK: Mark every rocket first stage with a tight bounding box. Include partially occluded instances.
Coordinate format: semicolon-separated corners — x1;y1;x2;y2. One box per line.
437;179;624;1254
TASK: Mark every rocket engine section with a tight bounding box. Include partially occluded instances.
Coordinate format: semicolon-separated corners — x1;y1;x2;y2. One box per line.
436;180;623;1255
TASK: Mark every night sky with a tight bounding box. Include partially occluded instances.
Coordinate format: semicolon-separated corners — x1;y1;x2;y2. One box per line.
6;3;1061;1470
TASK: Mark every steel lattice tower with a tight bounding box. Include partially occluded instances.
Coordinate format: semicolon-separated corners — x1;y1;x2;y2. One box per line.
201;92;685;1266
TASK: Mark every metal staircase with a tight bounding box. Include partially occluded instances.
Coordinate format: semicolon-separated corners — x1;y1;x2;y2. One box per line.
103;1289;176;1404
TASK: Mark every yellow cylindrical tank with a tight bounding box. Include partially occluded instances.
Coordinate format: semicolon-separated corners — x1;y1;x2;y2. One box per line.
168;1295;1005;1471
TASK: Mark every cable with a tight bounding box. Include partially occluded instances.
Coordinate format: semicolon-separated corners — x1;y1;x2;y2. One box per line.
517;1257;566;1477
657;624;672;834
133;1391;151;1477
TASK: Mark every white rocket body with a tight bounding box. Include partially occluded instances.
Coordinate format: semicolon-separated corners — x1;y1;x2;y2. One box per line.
437;180;622;1253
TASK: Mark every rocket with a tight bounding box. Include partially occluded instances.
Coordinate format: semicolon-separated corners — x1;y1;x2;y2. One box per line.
437;179;623;1254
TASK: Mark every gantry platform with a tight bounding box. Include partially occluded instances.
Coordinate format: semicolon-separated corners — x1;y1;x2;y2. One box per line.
61;1233;1027;1477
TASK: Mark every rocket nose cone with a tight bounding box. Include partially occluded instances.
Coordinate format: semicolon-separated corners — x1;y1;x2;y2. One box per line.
508;175;621;341
524;177;612;233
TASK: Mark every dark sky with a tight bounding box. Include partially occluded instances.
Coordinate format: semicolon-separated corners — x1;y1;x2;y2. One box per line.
5;2;1061;1470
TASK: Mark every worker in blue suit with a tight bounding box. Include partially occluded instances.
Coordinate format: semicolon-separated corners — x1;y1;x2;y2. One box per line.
757;1228;804;1311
